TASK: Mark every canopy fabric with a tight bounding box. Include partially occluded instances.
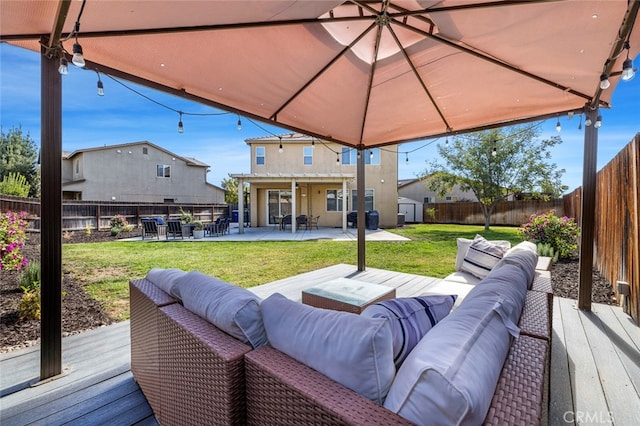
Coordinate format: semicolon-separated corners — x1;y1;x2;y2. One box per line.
2;0;638;148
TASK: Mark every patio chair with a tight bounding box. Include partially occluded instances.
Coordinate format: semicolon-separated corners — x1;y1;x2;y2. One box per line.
166;219;183;239
142;218;160;240
308;215;319;230
281;214;292;230
296;215;308;230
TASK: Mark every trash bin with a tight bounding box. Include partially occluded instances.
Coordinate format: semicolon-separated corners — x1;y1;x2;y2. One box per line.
397;213;405;227
231;210;239;222
367;210;379;230
347;211;358;228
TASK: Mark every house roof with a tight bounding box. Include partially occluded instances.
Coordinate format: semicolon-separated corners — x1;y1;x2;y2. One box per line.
63;141;210;168
398;178;420;188
230;172;355;183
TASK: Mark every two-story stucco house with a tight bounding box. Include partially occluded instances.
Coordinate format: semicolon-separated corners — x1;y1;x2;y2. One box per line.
62;141;225;203
231;133;398;229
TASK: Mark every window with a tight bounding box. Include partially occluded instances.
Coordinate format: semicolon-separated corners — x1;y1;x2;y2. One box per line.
303;146;313;165
142;147;148;155
351;189;374;211
157;164;171;178
75;159;79;174
326;189;346;212
341;148;380;165
424;197;431;203
256;147;265;165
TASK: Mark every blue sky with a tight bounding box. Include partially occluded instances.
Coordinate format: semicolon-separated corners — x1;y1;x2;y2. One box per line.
1;43;638;192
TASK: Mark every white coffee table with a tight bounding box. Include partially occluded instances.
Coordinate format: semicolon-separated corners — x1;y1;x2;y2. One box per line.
301;278;396;314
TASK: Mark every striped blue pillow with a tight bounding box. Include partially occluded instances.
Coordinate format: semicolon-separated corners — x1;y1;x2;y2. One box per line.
361;295;456;369
461;236;507;279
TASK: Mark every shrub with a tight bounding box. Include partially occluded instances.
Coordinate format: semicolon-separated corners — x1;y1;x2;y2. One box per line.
0;172;30;197
19;260;40;292
110;226;121;236
110;215;128;229
536;242;559;263
19;282;40;320
519;210;579;259
0;210;29;270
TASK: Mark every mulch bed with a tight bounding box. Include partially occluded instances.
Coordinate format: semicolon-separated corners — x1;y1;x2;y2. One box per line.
0;232;618;353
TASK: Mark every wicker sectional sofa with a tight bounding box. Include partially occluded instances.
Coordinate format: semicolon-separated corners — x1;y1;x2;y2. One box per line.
130;242;552;425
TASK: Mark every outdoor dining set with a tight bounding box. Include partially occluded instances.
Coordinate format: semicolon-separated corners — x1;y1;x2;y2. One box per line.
141;216;231;240
278;214;319;231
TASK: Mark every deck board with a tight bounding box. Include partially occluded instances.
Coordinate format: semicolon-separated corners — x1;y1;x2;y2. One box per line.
2;264;638;426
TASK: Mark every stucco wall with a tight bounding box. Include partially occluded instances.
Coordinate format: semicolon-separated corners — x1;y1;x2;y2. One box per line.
63;143;225;203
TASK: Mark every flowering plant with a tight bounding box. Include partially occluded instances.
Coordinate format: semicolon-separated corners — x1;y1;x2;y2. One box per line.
0;210;29;270
110;215;128;229
519;210;579;259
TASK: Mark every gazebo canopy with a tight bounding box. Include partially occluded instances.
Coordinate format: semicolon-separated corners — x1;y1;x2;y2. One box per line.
2;0;638;149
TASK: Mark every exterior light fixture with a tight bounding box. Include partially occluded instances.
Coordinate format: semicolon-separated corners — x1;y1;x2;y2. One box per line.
599;74;610;89
622;58;635;81
621;41;635;81
96;73;104;96
594;115;602;128
178;112;184;133
72;42;85;67
58;57;68;75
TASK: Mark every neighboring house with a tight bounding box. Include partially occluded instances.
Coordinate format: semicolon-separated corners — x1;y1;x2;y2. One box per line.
62;141;225;203
230;133;398;229
398;178;478;204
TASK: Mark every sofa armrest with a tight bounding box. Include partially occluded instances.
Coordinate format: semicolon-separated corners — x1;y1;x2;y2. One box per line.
484;335;549;425
158;303;252;426
245;345;412;426
129;279;178;417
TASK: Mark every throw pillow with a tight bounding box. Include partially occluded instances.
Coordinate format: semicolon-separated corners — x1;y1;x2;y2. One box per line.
455;236;511;272
176;271;268;348
460;235;508;279
261;293;395;404
145;268;187;299
361;295;456;369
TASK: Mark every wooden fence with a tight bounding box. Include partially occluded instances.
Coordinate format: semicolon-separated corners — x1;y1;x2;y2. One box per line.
0;195;229;231
424;199;564;227
563;134;639;323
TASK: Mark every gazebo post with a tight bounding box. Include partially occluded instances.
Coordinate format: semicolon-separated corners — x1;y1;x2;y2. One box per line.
40;41;63;379
357;148;365;271
578;107;598;311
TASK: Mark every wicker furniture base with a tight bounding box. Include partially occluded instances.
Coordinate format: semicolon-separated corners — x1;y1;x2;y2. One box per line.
129;279;177;419
484;335;549;426
158;303;252;426
245;345;412;426
302;278;396;314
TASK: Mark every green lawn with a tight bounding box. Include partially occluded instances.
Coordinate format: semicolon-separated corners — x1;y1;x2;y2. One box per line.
65;224;523;321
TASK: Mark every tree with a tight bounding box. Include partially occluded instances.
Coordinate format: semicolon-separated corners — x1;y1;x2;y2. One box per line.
221;176;249;205
0;126;39;198
0;172;30;197
422;125;567;230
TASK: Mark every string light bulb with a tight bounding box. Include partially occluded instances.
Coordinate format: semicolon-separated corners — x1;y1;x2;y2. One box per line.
178;112;184;133
405;153;409;165
336;153;340;164
578;114;583;130
237;118;242;131
96;73;104;96
594;115;602;128
492;147;497;157
58;57;68;75
621;41;636;81
599;74;610;89
555;117;561;132
369;150;373;161
72;42;85;68
278;137;283;153
445;136;449;148
585;116;592;127
311;140;315;149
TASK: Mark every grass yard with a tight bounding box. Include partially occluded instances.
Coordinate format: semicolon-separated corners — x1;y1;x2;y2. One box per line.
64;224;523;321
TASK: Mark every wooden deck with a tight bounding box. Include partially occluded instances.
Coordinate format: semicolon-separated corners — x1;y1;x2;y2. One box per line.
1;264;638;425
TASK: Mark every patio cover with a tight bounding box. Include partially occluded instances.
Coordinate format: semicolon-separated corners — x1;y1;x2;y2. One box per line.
1;0;638;379
1;0;638;148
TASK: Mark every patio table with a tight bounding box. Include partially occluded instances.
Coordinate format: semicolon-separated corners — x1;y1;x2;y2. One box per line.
302;278;396;314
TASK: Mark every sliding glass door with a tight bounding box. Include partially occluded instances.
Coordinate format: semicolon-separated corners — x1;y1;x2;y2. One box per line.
267;190;292;225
